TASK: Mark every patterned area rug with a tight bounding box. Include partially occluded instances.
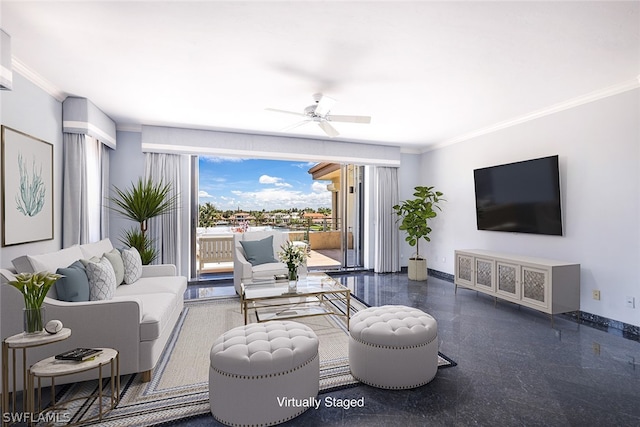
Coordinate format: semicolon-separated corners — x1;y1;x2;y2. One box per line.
50;296;455;426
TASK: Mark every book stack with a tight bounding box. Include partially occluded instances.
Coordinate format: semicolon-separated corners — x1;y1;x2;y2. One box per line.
55;348;102;362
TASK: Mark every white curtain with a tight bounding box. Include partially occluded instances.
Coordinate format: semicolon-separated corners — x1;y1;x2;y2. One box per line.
62;134;110;247
144;153;182;271
374;166;400;273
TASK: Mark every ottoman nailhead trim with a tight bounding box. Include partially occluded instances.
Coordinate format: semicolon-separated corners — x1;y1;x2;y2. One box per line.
351;333;438;350
211;352;319;380
351;371;438;390
212;407;309;427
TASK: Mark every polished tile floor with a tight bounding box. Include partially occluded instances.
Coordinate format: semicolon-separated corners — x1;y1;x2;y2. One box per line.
177;272;640;427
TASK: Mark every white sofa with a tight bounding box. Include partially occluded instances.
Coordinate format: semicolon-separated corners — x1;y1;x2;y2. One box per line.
0;238;187;388
233;231;307;294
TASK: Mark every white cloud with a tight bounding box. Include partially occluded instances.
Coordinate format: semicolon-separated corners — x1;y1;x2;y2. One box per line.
311;181;330;193
259;174;292;188
199;190;214;198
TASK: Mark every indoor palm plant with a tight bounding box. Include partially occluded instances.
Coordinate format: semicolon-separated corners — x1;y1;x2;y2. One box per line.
109;177;178;264
393;186;445;281
8;272;62;334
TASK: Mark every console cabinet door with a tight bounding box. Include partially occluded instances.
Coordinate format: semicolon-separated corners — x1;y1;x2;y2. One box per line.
474;257;495;292
455;254;474;288
496;261;519;300
521;266;549;309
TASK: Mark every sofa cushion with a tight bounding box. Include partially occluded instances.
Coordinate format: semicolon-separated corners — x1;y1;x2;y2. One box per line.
55;261;90;302
26;246;85;274
239;236;278;266
137;292;178;341
85;256;117;301
121;247;143;284
114;275;187;299
104;248;125;285
79;238;114;259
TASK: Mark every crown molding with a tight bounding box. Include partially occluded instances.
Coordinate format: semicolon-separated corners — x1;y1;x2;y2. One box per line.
424;77;640;153
11;56;66;102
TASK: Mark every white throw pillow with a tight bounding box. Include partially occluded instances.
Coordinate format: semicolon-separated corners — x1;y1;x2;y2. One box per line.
121;247;143;284
85;256;116;301
79;238;114;259
26;246;84;273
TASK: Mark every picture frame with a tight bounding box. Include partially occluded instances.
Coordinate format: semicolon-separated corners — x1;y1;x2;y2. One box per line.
1;126;54;246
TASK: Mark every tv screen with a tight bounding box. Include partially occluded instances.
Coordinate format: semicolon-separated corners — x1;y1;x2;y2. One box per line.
474;155;563;236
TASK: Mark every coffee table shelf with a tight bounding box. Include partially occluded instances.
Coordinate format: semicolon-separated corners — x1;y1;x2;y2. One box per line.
241;273;351;329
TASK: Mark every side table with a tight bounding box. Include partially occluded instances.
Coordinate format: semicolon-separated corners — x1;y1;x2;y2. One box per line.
28;348;120;426
1;328;71;426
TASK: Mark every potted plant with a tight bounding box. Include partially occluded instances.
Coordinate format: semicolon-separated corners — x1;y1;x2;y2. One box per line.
109;177;178;265
8;272;62;334
393;186;445;281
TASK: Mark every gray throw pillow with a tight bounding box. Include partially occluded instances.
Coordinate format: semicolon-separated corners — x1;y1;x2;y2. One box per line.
55;261;90;302
104;248;125;285
240;236;278;266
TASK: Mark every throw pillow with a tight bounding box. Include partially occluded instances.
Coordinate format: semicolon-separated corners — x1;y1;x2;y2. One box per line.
239;236;278;266
55;261;90;302
85;256;116;301
104;248;125;285
121;246;143;284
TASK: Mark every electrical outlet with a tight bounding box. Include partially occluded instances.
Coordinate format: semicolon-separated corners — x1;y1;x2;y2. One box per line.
593;342;601;355
625;296;635;308
592;290;601;300
441;257;446;263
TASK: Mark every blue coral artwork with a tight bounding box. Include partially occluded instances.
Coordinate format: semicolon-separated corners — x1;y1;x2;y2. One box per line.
1;126;54;246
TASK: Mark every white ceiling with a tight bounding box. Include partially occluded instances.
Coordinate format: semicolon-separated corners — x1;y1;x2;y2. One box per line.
2;1;639;151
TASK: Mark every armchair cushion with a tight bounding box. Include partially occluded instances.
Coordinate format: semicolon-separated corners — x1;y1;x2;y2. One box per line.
104;248;125;285
239;236;278;266
85;256;117;301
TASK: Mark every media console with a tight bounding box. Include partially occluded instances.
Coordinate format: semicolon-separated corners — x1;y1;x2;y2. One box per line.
454;249;580;322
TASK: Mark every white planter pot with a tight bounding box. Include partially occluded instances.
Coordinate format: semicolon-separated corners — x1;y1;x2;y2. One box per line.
408;258;427;281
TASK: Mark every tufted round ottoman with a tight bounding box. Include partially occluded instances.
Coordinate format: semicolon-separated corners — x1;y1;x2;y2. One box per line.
209;320;319;426
349;305;438;389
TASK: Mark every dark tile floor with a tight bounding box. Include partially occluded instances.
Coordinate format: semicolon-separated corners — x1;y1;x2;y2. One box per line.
173;272;640;427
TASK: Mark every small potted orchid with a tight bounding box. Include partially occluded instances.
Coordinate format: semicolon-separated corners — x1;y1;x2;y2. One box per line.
278;241;308;292
8;272;62;335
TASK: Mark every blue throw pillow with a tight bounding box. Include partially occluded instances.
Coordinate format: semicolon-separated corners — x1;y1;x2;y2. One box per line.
240;236;278;266
55;261;90;302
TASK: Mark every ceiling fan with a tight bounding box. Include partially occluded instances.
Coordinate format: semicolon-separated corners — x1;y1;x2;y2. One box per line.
266;93;371;138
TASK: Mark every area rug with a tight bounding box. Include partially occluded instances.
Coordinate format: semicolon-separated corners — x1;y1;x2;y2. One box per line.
51;296;455;426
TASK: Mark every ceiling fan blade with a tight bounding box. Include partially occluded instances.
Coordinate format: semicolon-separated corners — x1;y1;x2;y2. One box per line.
318;121;340;138
281;119;311;132
327;114;371;124
265;108;306;117
315;95;336;117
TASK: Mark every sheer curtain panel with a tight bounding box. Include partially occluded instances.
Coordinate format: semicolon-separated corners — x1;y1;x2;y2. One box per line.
144;153;182;272
374;167;400;273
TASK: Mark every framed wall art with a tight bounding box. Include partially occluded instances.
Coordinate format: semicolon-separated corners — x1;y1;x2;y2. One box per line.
1;126;54;246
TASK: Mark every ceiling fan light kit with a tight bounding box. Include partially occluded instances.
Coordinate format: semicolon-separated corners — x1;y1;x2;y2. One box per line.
267;93;371;138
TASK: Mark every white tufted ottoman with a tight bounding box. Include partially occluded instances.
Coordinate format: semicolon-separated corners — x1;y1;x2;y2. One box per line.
349;305;438;389
209;320;319;426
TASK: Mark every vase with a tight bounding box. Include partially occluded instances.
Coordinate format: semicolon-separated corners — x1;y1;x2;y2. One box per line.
24;306;45;335
287;269;298;293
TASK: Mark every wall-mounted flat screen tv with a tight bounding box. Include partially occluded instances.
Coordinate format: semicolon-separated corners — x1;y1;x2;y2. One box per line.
474;155;563;236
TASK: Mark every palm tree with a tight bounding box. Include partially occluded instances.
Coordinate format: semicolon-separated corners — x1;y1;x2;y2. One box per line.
109;177;178;264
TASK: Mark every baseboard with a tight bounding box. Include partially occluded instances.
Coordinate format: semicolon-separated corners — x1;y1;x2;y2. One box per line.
427;268;640;342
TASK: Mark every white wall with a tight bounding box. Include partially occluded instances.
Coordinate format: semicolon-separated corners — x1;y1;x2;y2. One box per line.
420;89;639;326
0;73;63;268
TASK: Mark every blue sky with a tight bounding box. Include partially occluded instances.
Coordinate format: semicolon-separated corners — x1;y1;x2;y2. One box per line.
198;157;332;211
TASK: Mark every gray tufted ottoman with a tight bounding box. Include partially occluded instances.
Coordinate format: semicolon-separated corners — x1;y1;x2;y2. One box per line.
348;305;438;389
209;320;319;426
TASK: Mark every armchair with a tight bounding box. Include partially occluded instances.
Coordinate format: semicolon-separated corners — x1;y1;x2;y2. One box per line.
233;231;307;294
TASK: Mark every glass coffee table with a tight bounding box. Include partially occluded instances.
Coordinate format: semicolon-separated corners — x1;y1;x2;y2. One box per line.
241;273;351;329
